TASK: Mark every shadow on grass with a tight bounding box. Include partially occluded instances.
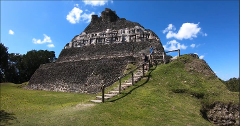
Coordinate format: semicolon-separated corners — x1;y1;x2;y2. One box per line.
107;65;157;102
0;110;17;126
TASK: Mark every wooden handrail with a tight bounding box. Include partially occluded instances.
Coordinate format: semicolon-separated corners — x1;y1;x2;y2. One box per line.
165;49;180;57
101;61;150;102
118;62;147;94
119;63;144;79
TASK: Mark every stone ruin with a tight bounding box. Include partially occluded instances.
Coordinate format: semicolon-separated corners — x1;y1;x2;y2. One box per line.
27;8;166;94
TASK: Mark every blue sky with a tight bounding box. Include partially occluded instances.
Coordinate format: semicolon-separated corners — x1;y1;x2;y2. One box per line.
1;1;239;81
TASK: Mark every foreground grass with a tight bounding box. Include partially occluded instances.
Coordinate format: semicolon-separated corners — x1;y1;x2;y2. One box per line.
1;55;239;126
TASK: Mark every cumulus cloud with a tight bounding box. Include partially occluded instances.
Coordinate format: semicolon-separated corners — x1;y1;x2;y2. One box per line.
83;0;109;6
82;12;95;23
74;4;79;7
162;24;176;34
33;34;52;44
163;40;187;51
66;7;95;24
190;44;195;48
164;23;207;40
9;30;14;35
199;55;204;59
66;7;83;24
47;44;55;48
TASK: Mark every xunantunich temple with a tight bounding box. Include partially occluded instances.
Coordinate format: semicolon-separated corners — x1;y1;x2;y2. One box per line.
27;8;167;94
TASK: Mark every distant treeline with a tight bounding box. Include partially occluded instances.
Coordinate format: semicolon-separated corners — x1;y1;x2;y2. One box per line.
0;43;57;84
219;77;239;92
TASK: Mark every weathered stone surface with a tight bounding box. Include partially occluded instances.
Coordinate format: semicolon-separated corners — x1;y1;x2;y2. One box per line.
65;8;161;49
59;41;164;63
27;8;165;94
202;102;239;126
187;53;199;59
27;57;134;94
85;8;142;33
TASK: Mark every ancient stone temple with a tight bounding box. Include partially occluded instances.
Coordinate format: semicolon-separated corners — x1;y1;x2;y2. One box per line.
27;8;166;94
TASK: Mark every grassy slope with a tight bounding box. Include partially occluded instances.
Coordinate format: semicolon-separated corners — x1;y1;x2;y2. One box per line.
0;55;239;126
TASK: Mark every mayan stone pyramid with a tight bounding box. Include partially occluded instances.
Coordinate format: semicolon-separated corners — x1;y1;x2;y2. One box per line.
27;8;166;94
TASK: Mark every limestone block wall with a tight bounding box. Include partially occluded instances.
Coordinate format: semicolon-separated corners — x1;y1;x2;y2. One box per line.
27;56;136;94
58;41;164;63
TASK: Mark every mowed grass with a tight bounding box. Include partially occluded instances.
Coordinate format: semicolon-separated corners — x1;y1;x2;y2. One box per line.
1;55;239;126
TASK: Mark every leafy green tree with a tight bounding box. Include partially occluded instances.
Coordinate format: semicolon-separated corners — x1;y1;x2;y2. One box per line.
21;50;56;83
0;43;8;82
5;53;23;83
3;49;56;83
224;77;239;92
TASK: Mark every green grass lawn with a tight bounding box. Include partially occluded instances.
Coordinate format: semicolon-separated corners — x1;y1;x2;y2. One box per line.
1;55;239;126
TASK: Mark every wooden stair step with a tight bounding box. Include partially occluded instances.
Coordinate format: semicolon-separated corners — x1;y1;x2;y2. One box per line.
104;94;117;97
96;96;111;100
90;100;102;103
108;91;119;94
123;82;132;85
121;84;131;87
134;74;142;77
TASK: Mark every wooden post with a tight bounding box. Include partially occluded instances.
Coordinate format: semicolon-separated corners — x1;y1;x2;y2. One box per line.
148;58;151;70
131;72;134;85
142;64;145;77
163;52;165;64
102;84;105;103
178;49;180;57
119;78;121;94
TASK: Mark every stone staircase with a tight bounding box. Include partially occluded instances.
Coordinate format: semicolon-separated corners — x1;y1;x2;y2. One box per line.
90;68;144;103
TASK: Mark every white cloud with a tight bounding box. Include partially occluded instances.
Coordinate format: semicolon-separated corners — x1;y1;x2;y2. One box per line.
66;7;95;24
74;4;79;7
190;44;195;48
33;34;52;44
199;31;208;37
82;12;95;23
47;44;55;48
165;23;202;40
163;40;187;51
199;55;204;59
83;0;109;6
163;24;176;34
66;7;83;24
9;30;14;35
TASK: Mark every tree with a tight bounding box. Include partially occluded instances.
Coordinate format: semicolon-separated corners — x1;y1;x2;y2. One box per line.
6;53;23;83
0;43;8;82
224;77;239;92
2;49;56;84
21;50;56;83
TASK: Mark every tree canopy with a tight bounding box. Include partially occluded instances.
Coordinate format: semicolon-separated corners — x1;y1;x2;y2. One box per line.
0;43;56;83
